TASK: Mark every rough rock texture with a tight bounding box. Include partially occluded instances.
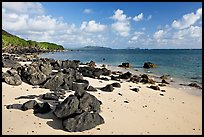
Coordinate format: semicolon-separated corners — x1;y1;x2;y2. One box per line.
20;61;52;85
2;59;21;69
188;83;202;89
42;93;59;101
149;85;160;90
111;82;121;88
119;72;132;79
143;62;157;68
87;86;97;91
2;69;22;86
77;92;101;113
42;72;64;90
62;111;104;132
118;62;131;68
100;84;114;92
79;67;111;78
21;100;38;111
72;79;89;91
33;102;52;114
53;95;80;119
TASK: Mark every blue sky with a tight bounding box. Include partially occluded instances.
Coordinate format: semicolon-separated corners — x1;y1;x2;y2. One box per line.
2;2;202;49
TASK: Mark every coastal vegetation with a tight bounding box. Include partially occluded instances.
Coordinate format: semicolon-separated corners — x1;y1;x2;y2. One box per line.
2;29;64;52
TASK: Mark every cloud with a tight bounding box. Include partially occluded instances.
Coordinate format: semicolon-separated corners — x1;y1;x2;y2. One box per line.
153;29;167;39
133;13;143;22
147;15;152;21
2;2;109;48
173;26;202;40
111;9;131;37
172;7;202;29
80;20;106;32
83;9;93;14
2;2;44;15
130;32;144;41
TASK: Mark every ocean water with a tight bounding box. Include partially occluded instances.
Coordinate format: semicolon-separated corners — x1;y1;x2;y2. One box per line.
39;49;202;85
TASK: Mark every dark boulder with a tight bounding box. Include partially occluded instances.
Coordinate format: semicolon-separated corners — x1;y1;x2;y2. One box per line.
62;111;104;132
87;61;96;68
2;69;22;86
72;79;89;91
33;102;52;114
77;92;101;113
50;60;63;70
119;72;132;79
20;61;52;85
100;84;114;92
162;79;169;84
111;75;120;81
118;62;131;68
129;75;141;83
42;72;64;90
42;93;59;101
111;82;121;88
149;85;160;90
143;62;157;68
101;68;111;76
79;67;95;78
87;86;97;91
140;78;155;84
141;74;149;79
21;100;38;111
188;83;202;89
53;95;79;119
62;60;79;69
2;59;21;69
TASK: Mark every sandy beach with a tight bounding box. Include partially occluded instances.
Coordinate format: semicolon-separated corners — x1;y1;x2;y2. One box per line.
2;62;202;135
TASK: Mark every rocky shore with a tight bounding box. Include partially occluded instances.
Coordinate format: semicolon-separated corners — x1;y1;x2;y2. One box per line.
2;53;202;135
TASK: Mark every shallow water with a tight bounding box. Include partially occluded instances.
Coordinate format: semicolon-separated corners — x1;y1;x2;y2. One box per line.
40;49;202;82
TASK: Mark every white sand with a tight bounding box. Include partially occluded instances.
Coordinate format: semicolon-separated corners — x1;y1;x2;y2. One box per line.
2;67;202;135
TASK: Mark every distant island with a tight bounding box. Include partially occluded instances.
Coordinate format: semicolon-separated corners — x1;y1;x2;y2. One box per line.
2;29;64;54
71;46;112;51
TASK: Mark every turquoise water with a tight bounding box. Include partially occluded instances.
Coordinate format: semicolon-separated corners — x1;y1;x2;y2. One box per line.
39;49;202;85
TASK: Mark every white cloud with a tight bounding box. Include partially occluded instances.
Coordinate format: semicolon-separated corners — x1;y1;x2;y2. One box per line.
111;9;131;37
80;20;106;32
147;15;152;20
153;30;167;39
173;26;202;40
111;9;131;21
133;13;143;22
2;3;109;48
2;2;44;15
83;9;93;14
112;21;130;37
172;7;202;29
131;32;144;41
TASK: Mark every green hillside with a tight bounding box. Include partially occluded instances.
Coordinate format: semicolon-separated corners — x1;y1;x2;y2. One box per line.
2;29;64;50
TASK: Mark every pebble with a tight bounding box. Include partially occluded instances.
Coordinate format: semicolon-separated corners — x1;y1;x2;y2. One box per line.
160;93;164;96
118;93;122;96
124;100;129;103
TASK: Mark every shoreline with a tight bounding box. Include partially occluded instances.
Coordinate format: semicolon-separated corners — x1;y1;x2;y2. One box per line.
38;50;202;89
2;54;202;135
96;63;202;96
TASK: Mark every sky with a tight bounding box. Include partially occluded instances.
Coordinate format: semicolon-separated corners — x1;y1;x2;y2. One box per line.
2;2;202;49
